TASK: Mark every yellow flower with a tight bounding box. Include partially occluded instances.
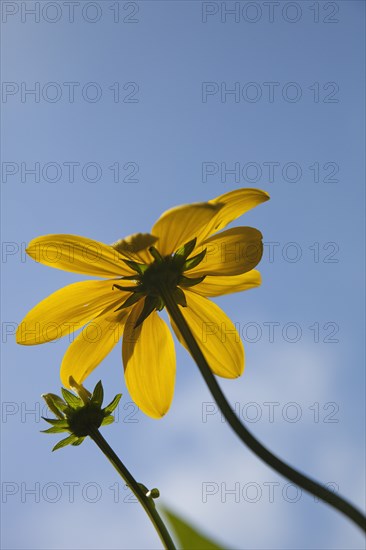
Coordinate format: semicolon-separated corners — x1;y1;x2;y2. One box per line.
16;188;269;418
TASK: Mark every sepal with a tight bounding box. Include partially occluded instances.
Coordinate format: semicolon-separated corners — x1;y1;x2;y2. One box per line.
114;291;145;311
179;275;206;287
61;388;83;409
42;382;123;452
173;287;187;307
103;394;122;415
134;296;160;328
183;248;207;271
173;238;197;265
91;381;104;408
123;259;148;275
52;434;79;452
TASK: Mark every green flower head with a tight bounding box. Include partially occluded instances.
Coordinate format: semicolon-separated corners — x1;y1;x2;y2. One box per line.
42;379;121;451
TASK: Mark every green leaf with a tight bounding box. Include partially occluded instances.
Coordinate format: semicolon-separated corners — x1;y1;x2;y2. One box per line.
61;388;83;409
183;249;207;271
101;415;114;426
52;434;79;452
91;381;104;407
161;506;225;550
103;394;122;415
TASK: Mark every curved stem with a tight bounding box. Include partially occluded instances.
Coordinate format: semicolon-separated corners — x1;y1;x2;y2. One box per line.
88;427;177;550
161;287;366;533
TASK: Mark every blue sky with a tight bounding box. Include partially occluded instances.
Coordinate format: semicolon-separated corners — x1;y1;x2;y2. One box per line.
1;1;365;549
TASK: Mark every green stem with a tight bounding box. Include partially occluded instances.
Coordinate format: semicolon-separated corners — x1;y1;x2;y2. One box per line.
161;287;366;533
88;427;177;550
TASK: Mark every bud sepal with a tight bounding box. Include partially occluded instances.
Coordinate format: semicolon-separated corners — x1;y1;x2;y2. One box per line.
42;380;122;452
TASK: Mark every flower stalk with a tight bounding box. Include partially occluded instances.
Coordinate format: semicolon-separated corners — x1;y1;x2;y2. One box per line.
159;285;366;533
88;427;177;550
42;382;177;550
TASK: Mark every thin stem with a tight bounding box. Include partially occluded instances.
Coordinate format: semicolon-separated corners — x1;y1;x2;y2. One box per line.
88;427;176;550
161;287;366;533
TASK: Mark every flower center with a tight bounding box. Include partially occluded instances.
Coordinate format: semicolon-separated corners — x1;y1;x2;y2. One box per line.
141;256;181;295
113;239;207;327
67;404;105;437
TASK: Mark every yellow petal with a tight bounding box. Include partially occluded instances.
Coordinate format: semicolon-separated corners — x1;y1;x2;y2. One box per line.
27;234;134;277
190;269;261;297
60;309;128;387
169;291;244;378
200;188;270;243
188;227;263;276
16;279;129;345
151;188;269;256
122;302;176;418
151;202;223;256
111;233;158;264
